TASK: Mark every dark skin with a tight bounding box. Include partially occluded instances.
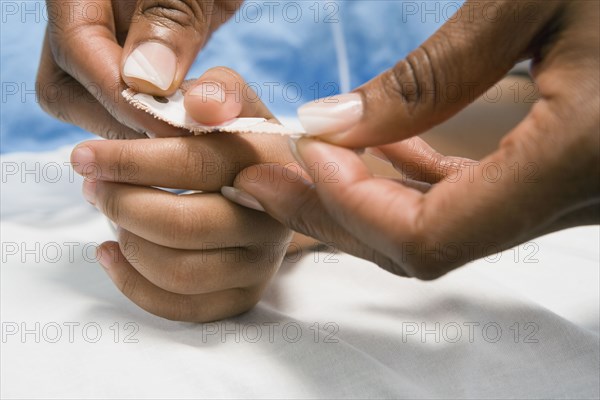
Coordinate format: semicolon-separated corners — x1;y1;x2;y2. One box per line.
38;0;315;321
37;0;243;139
233;0;600;279
70;67;303;322
41;0;598;321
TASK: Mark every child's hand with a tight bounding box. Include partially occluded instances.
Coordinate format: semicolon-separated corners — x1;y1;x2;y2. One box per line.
71;67;296;321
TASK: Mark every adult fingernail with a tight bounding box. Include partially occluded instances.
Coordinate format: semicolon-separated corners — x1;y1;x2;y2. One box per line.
188;81;225;103
71;145;95;175
288;135;305;168
221;186;265;212
298;93;363;136
82;179;96;206
96;245;114;271
123;42;177;91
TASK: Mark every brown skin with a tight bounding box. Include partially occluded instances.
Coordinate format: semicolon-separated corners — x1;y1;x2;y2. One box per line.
236;0;600;279
70;67;541;322
37;0;315;321
37;0;242;139
36;0;307;321
71;67;305;322
47;0;597;320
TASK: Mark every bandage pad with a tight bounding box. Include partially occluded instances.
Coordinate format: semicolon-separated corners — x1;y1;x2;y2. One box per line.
122;80;303;135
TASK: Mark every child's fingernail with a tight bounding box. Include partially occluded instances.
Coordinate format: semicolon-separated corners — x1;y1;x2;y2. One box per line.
221;186;265;212
298;93;363;136
188;81;226;103
96;245;114;271
82;179;97;206
71;145;95;175
123;42;177;91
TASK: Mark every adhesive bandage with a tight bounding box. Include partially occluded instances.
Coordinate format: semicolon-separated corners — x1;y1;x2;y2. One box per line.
122;80;303;136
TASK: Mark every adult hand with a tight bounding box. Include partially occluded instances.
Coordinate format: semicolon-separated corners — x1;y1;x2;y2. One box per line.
225;0;600;279
37;0;242;139
71;67;296;321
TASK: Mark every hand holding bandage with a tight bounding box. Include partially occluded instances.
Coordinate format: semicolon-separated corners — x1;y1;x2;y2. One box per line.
226;0;600;279
37;0;242;139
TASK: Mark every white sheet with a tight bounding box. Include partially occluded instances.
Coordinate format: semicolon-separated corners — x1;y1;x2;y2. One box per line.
1;145;599;399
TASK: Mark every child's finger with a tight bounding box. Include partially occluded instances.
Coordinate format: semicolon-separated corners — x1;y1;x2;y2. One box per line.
184;66;276;125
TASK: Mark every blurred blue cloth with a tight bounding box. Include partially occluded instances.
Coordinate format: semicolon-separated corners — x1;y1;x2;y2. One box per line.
1;0;449;153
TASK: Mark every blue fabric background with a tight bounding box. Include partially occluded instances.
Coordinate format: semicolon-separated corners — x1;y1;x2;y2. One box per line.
1;0;450;153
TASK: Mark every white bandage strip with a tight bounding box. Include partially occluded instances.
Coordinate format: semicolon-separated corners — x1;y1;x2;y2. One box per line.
122;81;304;136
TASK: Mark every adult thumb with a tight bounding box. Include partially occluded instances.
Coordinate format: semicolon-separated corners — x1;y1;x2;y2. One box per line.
298;0;562;148
120;0;237;96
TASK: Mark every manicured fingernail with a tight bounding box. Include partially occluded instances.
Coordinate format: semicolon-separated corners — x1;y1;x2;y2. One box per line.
298;93;363;136
288;136;322;172
221;186;265;212
123;42;177;91
188;81;225;103
71;145;95;175
82;179;96;205
288;135;305;168
96;245;113;271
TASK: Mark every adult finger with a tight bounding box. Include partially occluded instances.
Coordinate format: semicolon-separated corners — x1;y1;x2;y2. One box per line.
121;0;241;95
286;115;595;279
45;0;183;137
37;30;146;140
227;164;410;276
369;137;473;183
297;0;563;147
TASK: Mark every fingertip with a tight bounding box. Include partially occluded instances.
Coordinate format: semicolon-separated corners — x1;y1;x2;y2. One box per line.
293;138;370;185
297;93;363;141
71;143;96;175
237;164;313;215
96;241;121;272
221;186;265;212
184;81;242;125
72;140;101;154
121;41;179;96
232;165;271;203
